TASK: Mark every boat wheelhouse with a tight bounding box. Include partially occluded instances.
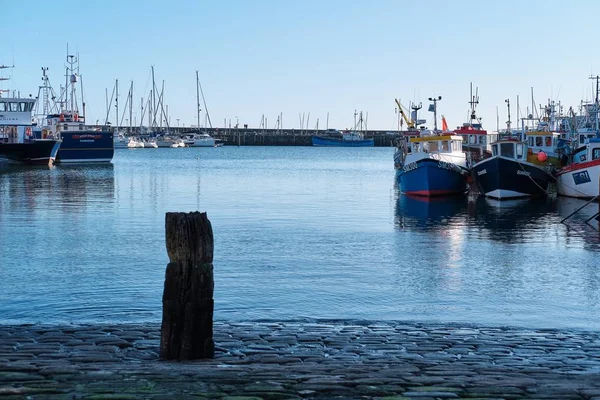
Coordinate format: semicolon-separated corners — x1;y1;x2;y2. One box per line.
524;130;562;167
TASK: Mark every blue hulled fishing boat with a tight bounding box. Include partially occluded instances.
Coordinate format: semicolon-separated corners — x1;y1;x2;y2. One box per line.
393;96;469;196
312;111;374;147
39;54;113;163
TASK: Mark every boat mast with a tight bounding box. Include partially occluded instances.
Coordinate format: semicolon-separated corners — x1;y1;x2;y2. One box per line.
428;96;442;131
196;71;201;130
129;81;133;134
115;79;119;132
151;66;156;129
505;98;512;133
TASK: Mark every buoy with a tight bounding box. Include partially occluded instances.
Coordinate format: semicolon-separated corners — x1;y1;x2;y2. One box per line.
537;151;548;162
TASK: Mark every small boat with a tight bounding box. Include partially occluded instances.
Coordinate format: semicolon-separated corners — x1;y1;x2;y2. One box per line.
142;139;158;148
471;137;556;199
127;138;144;148
556;138;600;199
312;111;374;147
185;133;216;147
114;133;129;149
395;132;469;196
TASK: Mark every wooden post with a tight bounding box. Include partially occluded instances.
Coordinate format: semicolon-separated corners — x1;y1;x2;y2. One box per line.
160;212;214;360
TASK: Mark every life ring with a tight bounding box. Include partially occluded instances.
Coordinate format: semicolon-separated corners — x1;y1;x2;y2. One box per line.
25;127;32;137
74;113;78;122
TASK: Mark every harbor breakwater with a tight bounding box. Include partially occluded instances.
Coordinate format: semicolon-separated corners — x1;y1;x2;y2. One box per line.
95;125;400;146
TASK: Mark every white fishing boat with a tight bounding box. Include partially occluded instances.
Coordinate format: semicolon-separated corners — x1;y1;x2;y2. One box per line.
143;138;158;148
127;137;144;148
556;138;600;199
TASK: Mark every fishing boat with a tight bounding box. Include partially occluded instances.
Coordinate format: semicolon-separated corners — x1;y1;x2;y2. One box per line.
0;97;61;165
471;100;555;199
312;111;374;147
454;84;494;164
41;55;113;163
555;138;600;199
395;132;469;196
0;66;61;165
394;96;470;196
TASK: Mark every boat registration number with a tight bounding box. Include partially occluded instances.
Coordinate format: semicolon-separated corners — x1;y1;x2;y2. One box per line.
403;162;418;172
438;161;454;171
573;170;591;185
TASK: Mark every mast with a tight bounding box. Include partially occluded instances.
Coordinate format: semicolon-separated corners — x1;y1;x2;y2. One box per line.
129;81;133;134
428;96;442;131
151;66;156;129
196;70;201;130
505;99;512;133
115;79;119;132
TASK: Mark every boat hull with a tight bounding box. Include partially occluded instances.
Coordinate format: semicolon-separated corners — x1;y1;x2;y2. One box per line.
396;158;468;196
556;159;600;199
56;131;114;163
472;156;554;199
0;140;61;165
312;136;374;147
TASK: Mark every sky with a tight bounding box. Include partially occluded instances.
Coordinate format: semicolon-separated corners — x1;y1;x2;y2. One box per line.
3;0;600;131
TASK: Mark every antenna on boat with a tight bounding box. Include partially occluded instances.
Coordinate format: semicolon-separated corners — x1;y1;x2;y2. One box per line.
505;98;512;133
469;82;480;124
428;96;442;131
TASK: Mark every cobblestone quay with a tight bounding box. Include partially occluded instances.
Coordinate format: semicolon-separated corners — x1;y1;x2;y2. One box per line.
1;320;600;399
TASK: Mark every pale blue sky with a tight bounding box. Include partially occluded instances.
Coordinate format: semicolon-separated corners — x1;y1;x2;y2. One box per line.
3;0;600;131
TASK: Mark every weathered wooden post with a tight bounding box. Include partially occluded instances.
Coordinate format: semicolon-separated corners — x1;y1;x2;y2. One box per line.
160;211;214;360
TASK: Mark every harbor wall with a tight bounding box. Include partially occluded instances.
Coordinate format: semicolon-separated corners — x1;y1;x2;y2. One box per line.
98;126;399;147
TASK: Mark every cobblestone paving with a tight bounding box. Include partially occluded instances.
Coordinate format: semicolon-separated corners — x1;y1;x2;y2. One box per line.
1;321;600;399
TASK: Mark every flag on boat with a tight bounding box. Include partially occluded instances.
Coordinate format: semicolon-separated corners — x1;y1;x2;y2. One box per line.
428;103;435;112
441;115;448;131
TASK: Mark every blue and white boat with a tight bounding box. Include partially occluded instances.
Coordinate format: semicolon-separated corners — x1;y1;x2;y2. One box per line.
312;131;374;147
312;111;374;147
394;132;469;196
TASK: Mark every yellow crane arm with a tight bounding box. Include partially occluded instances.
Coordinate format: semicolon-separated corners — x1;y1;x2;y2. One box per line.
395;98;414;128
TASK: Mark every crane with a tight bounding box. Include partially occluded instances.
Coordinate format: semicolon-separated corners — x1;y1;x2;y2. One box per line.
395;98;415;129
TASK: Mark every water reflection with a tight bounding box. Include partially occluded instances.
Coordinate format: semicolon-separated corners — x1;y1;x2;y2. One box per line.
467;196;558;244
394;193;468;230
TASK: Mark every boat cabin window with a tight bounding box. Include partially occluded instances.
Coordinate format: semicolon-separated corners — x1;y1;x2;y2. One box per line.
469;135;476;144
535;137;543;146
500;143;514;158
516;143;524;159
79;124;84;130
452;140;461;151
412;142;421;152
492;144;498;156
427;141;439;152
63;124;69;131
478;136;486;145
0;102;5;112
528;136;534;146
442;140;450;152
593;148;600;161
545;136;552;147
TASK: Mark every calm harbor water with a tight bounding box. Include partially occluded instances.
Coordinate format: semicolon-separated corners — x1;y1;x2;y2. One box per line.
1;147;599;330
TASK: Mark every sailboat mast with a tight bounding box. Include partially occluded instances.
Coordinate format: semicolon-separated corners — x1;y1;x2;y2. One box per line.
151;66;156;128
196;70;201;130
115;79;119;132
129;81;133;133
